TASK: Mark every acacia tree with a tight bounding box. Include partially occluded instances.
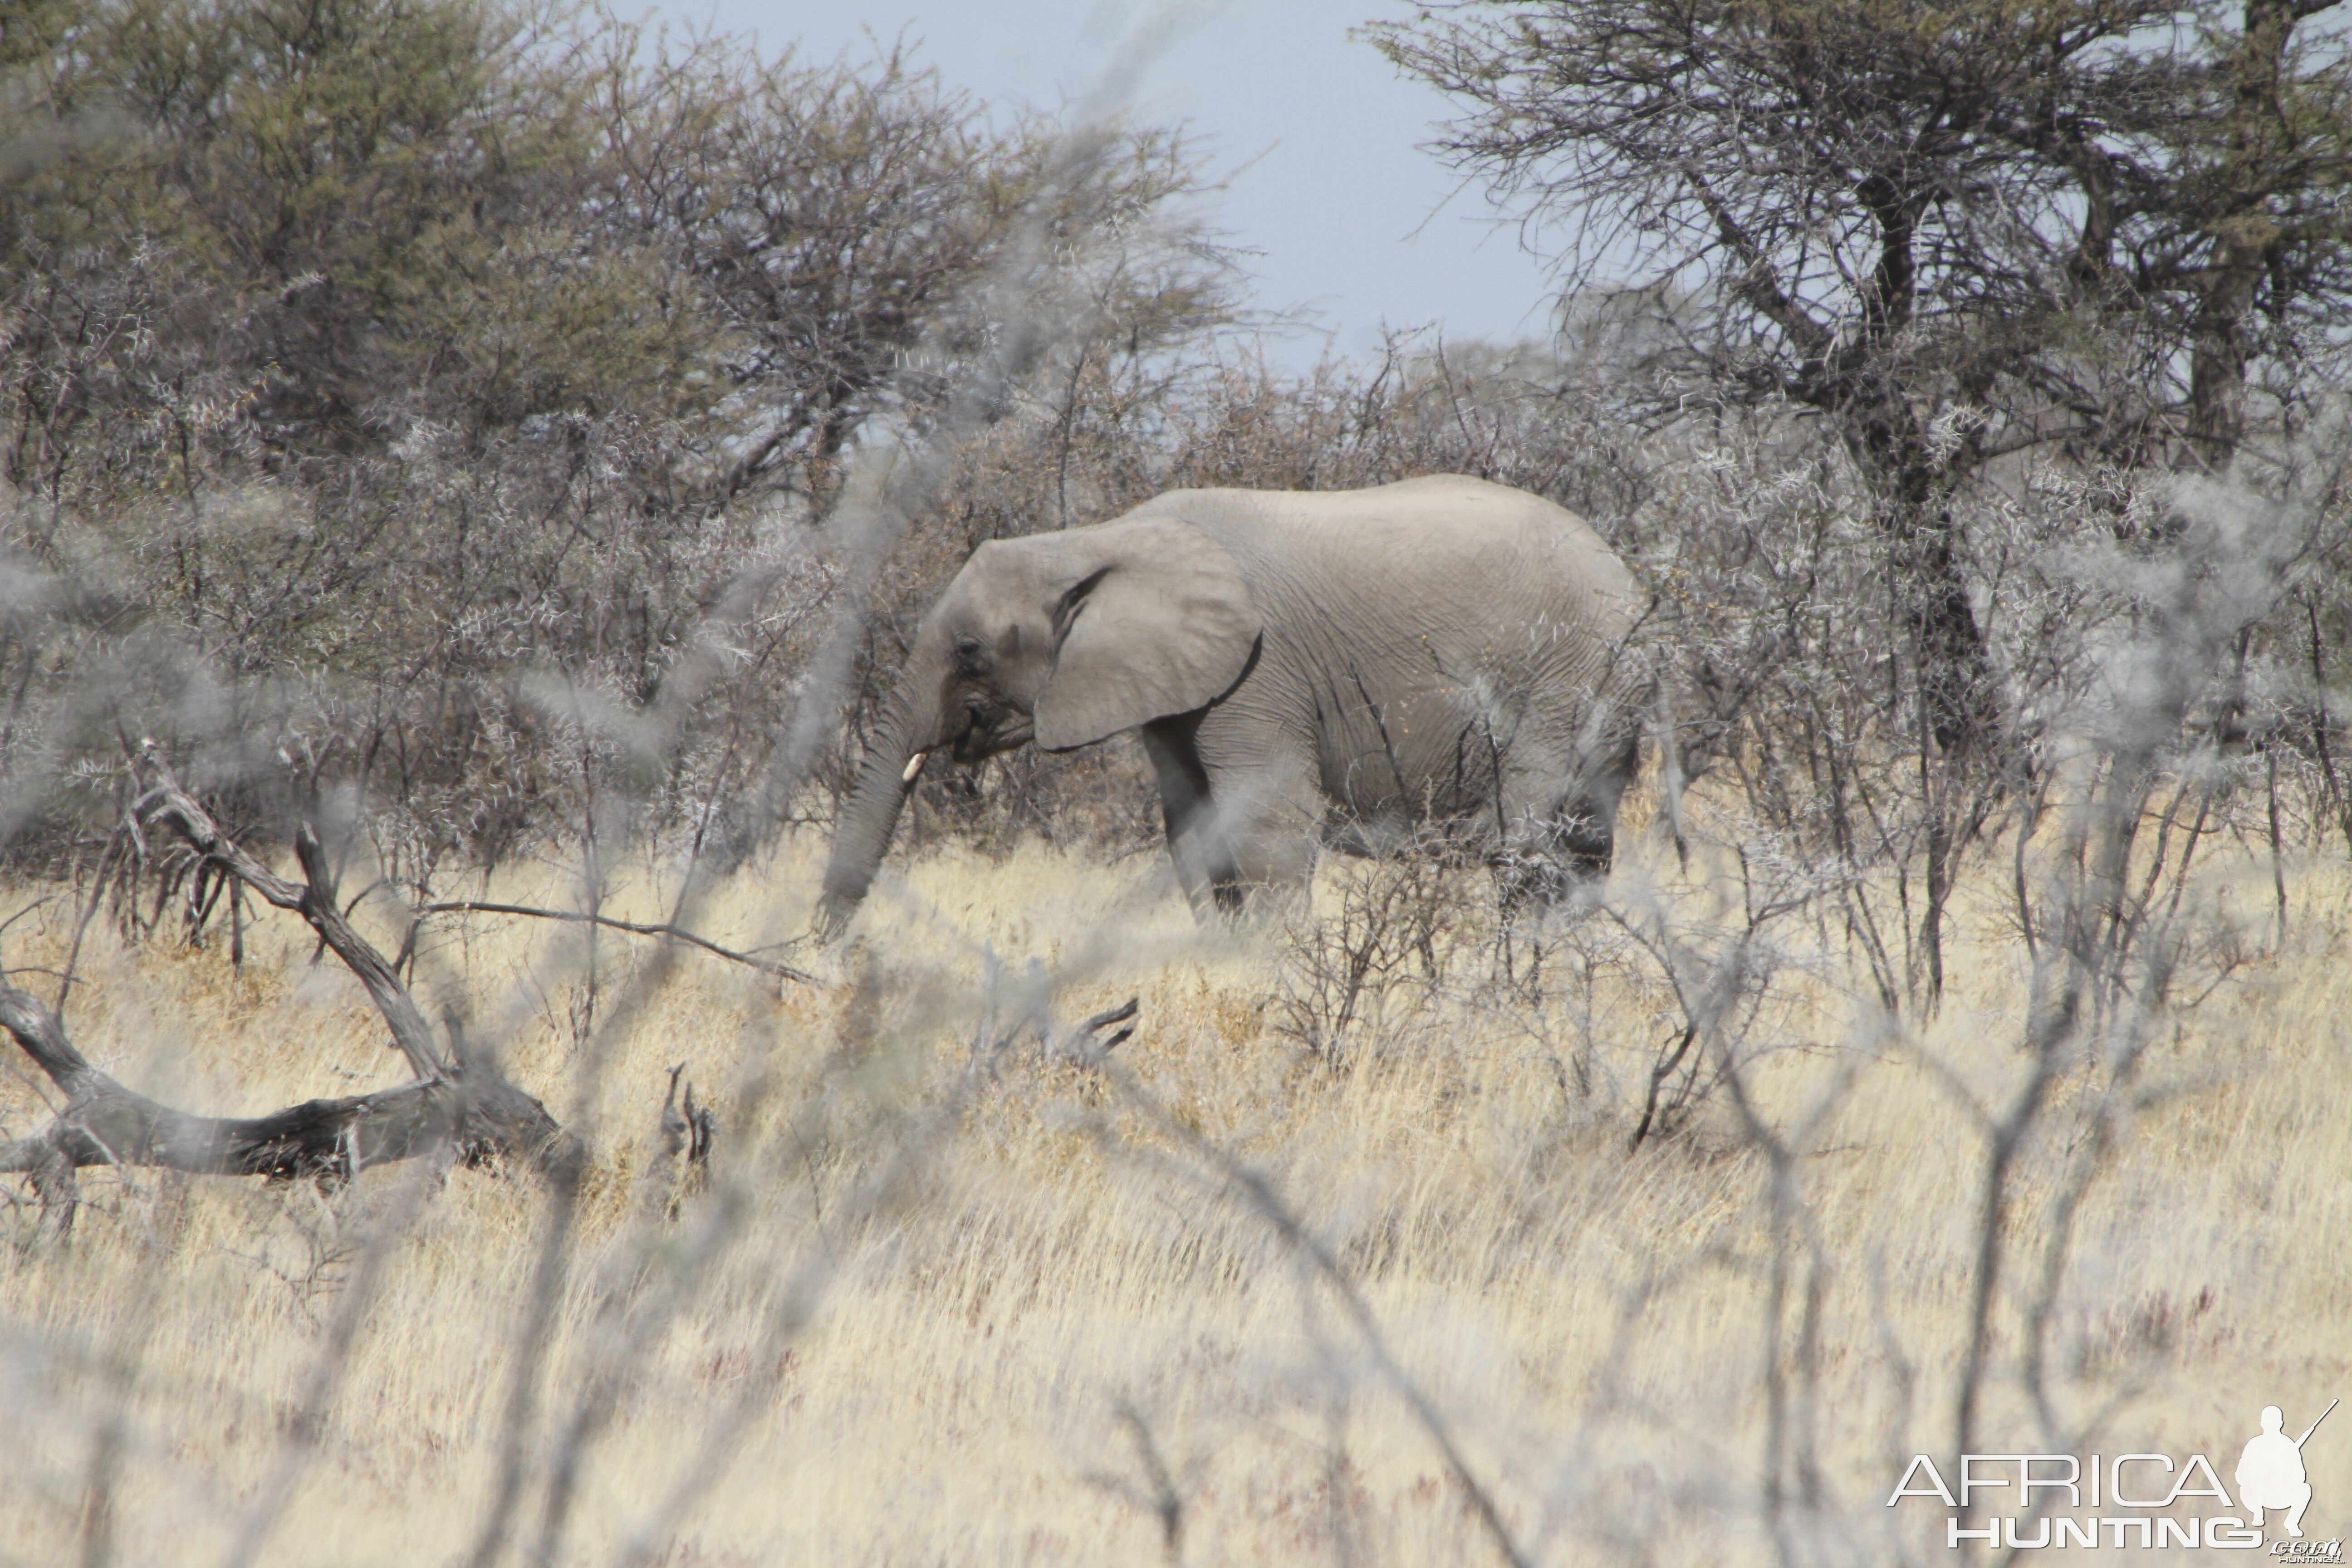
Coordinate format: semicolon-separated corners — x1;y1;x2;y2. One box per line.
1373;0;2352;752
1374;0;2352;998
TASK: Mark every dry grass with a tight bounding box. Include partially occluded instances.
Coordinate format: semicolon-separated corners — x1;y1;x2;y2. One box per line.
4;807;2351;1566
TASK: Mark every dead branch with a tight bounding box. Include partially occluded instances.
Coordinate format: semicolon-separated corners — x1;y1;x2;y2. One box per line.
417;902;813;985
1050;997;1139;1065
115;757;578;1180
656;1063;714;1171
134;778;443;1080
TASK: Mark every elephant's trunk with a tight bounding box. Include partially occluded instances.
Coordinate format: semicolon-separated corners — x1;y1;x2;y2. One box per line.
816;681;941;940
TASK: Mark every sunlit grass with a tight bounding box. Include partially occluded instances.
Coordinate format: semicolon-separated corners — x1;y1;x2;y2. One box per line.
4;812;2348;1565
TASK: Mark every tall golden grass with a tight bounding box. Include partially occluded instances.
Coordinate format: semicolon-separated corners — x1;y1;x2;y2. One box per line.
4;801;2349;1565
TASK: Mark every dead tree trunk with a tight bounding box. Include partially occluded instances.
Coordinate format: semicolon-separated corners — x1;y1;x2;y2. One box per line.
0;761;579;1224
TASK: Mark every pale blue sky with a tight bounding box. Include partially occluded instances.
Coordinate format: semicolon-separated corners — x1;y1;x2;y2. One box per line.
647;0;1567;366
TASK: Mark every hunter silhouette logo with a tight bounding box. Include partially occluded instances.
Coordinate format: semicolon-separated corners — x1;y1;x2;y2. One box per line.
1887;1395;2342;1551
2241;1401;2335;1539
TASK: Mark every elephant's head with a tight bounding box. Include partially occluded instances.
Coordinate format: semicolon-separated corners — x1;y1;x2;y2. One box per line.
813;514;1260;939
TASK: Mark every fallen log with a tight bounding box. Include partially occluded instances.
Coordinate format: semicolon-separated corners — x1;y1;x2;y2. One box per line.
0;758;578;1231
0;984;458;1181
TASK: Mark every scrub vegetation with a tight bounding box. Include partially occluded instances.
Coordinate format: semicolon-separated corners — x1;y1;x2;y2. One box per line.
4;1;2352;1563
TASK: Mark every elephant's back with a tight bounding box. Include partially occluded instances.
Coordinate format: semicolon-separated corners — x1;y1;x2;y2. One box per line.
1122;477;1642;821
1133;475;1638;649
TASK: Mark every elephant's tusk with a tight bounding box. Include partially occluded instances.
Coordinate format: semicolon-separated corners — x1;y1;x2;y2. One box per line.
901;750;930;783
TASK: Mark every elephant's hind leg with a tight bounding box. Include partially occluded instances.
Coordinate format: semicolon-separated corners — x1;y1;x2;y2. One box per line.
1552;791;1618;880
1493;727;1636;913
1490;799;1612;917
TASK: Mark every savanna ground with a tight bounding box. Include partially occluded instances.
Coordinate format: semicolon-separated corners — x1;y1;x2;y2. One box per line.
5;777;2347;1568
12;0;2352;1560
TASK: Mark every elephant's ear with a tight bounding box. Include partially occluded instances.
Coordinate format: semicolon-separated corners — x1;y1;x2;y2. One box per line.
1033;518;1260;750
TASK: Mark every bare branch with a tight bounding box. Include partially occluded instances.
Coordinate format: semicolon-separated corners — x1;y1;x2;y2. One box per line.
416;902;813;985
127;755;577;1178
133;769;447;1082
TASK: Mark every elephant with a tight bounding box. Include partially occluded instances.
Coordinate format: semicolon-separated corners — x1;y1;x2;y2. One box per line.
814;474;1645;938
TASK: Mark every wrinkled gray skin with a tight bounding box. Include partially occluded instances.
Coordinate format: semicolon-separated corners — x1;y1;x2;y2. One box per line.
816;475;1643;939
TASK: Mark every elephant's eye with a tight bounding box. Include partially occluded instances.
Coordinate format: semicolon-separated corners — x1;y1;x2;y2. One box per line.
953;636;987;674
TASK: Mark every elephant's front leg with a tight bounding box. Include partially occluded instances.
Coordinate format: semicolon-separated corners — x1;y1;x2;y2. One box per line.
1142;713;1321;919
1140;718;1222;918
